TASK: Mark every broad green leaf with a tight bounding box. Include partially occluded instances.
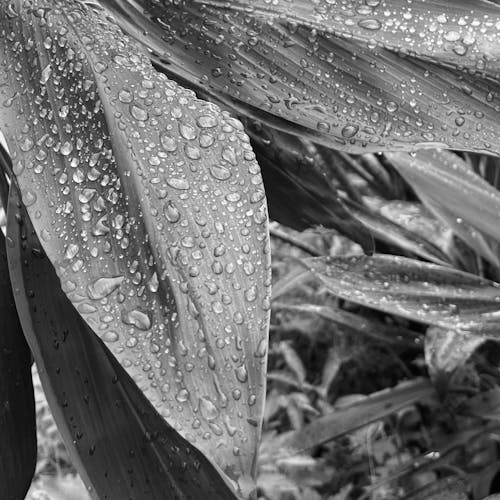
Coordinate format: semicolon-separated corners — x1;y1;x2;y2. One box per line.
7;190;238;500
386;150;500;247
302;254;500;335
102;0;500;154
0;0;270;491
273;378;434;456
0;229;36;500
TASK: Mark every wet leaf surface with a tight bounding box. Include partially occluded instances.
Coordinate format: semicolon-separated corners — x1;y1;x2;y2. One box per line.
0;230;36;500
387;150;500;245
7;189;238;500
103;0;500;154
303;254;500;335
0;0;270;490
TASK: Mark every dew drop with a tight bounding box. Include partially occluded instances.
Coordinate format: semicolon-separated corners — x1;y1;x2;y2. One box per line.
130;104;148;121
122;309;152;330
87;276;124;300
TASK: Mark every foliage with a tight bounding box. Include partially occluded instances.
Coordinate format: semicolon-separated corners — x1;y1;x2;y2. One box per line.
1;0;500;499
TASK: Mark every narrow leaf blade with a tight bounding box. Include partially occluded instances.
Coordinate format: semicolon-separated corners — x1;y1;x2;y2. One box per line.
0;229;36;500
303;254;500;335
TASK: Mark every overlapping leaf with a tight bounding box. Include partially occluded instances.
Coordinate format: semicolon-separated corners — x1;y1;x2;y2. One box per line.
0;0;270;491
247;123;374;252
387;150;500;245
0;229;36;500
303;254;500;335
102;0;500;154
7;189;237;500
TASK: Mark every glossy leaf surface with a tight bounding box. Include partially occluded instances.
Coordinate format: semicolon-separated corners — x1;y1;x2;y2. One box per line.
102;0;500;154
303;254;500;335
7;190;238;500
0;0;270;489
387;150;500;245
0;229;36;500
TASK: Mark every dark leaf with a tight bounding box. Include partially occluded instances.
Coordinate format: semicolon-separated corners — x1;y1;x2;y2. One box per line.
0;229;36;500
7;189;238;500
0;0;270;487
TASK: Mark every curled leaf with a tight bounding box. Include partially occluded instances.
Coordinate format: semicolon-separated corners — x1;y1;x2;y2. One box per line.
0;0;270;490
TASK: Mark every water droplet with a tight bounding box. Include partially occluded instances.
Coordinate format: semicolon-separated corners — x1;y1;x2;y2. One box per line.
160;131;177;152
167;177;190;190
122;309;152;330
102;330;119;343
179;123;197;140
235;365;248;383
40;64;52;84
341;124;359;138
130;104;148;121
118;88;133;103
87;276;124;300
197;115;218;128
209;165;231;180
358;18;381;31
176;388;189;402
199;397;220;421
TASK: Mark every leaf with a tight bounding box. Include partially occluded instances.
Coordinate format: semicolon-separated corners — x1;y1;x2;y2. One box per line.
348;198;453;266
386;150;500;246
0;0;270;489
102;0;500;155
273;302;422;347
424;326;485;379
7;189;238;500
303;254;500;336
0;230;36;500
274;378;434;456
404;476;468;500
247;123;374;253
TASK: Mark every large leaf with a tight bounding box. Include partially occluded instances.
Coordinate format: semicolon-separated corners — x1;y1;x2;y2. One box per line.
7;189;237;500
0;229;36;499
302;254;500;335
102;0;500;154
0;0;271;490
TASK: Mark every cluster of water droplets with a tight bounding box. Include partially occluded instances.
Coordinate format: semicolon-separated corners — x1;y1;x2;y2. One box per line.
110;0;500;155
0;0;271;483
